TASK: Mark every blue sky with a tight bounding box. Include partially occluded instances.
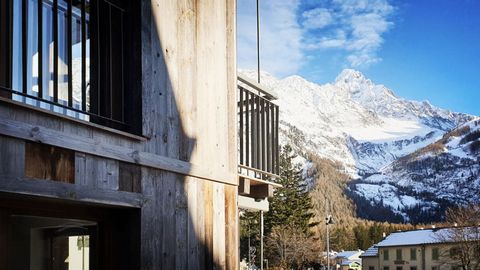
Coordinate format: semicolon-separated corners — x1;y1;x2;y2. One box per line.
237;0;480;116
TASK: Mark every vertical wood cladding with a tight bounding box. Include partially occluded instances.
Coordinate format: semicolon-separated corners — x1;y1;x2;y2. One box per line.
139;0;238;266
119;161;142;193
0;0;239;268
25;141;75;183
0;135;25;176
140;168;238;270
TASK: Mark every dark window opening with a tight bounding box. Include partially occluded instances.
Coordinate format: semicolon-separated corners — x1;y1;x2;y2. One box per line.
410;248;417;260
384;250;389;260
396;249;402;260
0;0;142;135
432;248;439;260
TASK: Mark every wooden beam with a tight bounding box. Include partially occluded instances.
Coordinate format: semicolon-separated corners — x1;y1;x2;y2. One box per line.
249;184;273;199
0;175;146;208
238;177;250;195
0;118;237;185
237;172;282;188
0;97;147;141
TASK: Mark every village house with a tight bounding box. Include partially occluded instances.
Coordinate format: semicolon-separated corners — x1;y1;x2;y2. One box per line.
0;0;279;269
335;250;364;270
361;227;480;270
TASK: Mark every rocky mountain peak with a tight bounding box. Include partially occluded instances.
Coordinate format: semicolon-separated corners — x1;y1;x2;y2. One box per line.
335;69;368;83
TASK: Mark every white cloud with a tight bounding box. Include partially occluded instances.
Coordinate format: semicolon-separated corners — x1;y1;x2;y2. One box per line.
302;8;333;29
304;0;394;67
306;30;347;49
237;0;395;77
237;0;303;78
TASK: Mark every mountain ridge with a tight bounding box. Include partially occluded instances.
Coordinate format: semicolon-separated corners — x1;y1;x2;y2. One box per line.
240;69;478;222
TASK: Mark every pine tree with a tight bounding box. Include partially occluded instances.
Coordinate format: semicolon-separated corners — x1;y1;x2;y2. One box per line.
264;144;317;234
240;145;319;268
263;145;319;268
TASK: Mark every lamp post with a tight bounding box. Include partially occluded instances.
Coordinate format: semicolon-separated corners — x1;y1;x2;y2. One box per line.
325;214;334;270
260;210;264;270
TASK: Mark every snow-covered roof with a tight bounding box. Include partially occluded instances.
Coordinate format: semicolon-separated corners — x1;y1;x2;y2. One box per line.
376;227;480;247
361;245;378;257
336;250;363;259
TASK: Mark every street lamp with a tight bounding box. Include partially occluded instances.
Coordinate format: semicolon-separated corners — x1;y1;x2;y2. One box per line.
325;214;335;270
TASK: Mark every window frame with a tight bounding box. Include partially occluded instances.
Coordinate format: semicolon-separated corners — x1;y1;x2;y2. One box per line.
384;249;389;261
410;248;417;261
432;247;439;261
396;248;402;260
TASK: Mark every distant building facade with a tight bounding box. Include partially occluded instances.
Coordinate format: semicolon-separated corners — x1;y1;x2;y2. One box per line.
361;228;480;270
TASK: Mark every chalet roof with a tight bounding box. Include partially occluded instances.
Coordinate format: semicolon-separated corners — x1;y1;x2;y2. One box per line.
361;245;378;257
376;227;480;247
336;250;363;259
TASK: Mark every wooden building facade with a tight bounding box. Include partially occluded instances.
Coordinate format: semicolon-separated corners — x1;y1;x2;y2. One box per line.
0;0;279;269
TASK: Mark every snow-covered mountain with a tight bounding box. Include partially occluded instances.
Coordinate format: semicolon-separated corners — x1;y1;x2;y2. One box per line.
242;69;472;175
350;118;480;222
240;69;477;222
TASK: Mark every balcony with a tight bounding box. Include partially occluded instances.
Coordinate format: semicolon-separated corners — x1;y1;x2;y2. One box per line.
237;74;281;199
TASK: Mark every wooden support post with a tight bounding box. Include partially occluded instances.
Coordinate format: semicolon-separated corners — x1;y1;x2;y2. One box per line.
238;177;250;195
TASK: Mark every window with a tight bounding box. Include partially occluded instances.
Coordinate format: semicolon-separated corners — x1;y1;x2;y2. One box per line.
384;250;389;260
0;0;141;134
432;267;439;270
369;267;375;270
396;249;402;260
410;248;417;260
384;267;390;270
411;267;417;270
397;267;403;270
432;248;439;260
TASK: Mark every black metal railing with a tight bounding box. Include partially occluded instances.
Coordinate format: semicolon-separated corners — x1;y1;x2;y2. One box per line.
0;0;130;130
238;82;279;178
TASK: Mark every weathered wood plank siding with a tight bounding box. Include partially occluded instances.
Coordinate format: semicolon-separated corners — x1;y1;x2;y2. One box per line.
0;0;238;269
0;136;25;177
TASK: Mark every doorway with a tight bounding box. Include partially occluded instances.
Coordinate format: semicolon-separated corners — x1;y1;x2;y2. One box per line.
0;192;140;270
